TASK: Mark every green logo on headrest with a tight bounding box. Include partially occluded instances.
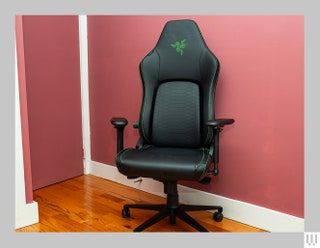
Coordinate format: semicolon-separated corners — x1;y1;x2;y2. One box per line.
171;39;186;56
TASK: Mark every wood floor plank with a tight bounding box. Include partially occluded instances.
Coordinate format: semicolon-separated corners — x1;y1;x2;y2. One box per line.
16;175;266;232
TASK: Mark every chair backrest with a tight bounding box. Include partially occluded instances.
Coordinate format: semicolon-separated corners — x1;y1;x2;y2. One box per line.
139;19;220;148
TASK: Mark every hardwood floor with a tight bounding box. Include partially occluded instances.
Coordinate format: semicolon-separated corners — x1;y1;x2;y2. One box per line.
16;175;266;232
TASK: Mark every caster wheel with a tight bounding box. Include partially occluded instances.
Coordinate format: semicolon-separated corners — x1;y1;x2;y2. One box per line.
122;208;130;218
213;212;223;222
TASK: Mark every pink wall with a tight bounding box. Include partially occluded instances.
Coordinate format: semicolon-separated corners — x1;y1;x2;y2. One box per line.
19;16;84;190
88;15;304;218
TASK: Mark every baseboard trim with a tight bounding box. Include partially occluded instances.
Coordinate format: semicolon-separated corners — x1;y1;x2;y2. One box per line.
88;161;304;232
15;201;39;229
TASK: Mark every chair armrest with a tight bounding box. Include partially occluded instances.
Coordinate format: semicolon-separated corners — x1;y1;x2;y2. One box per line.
110;117;128;153
111;117;128;128
205;118;235;128
205;118;234;176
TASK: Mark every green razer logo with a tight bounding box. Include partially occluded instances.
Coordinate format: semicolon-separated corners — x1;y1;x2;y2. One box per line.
171;39;186;56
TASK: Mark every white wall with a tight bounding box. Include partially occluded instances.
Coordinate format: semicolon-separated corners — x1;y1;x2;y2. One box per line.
15;42;38;229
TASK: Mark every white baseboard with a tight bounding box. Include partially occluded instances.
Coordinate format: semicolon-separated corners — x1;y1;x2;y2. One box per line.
88;161;304;232
15;201;39;229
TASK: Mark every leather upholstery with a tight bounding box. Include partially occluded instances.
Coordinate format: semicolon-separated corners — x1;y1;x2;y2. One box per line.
116;19;220;182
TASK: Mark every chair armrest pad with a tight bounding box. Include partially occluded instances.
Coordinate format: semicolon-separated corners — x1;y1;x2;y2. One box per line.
110;117;128;128
205;118;235;128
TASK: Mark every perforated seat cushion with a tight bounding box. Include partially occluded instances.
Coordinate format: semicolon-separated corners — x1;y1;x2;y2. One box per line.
116;146;211;181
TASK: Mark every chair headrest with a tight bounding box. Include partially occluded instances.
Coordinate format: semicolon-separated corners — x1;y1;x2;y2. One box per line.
153;19;214;82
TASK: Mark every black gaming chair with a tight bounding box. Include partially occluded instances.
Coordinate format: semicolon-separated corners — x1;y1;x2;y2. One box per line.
111;19;234;232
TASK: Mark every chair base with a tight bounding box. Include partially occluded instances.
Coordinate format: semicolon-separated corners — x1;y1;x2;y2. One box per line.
121;181;223;232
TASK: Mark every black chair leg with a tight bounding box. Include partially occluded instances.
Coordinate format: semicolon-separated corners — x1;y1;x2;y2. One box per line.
134;208;170;232
180;204;223;213
121;182;223;232
175;209;208;232
122;204;223;232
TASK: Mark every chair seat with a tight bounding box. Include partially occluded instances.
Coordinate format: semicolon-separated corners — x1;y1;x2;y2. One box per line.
116;146;211;181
